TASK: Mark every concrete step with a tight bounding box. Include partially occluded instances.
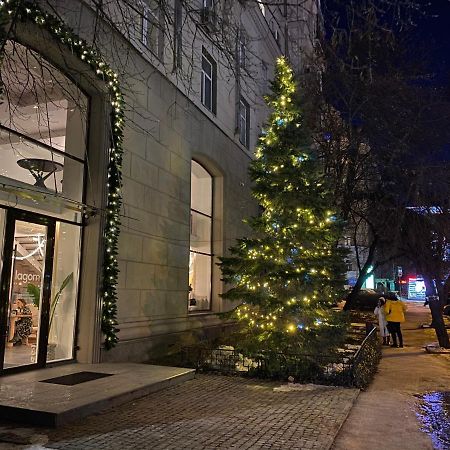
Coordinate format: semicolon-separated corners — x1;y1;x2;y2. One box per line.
0;363;195;427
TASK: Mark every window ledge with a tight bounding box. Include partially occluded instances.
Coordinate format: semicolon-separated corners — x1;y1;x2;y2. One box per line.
188;310;214;316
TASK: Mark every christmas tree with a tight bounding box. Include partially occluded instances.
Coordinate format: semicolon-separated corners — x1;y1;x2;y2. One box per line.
220;57;347;354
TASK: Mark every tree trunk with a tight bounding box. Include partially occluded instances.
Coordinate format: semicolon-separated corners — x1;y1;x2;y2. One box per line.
344;270;369;311
344;237;378;311
429;296;450;349
421;273;450;348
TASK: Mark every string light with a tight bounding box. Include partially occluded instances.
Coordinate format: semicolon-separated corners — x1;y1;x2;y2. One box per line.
0;1;124;349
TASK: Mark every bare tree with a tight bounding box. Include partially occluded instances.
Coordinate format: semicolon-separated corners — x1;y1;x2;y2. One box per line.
399;165;450;348
304;0;450;309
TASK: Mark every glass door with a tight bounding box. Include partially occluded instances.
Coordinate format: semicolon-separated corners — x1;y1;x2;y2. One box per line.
0;211;55;372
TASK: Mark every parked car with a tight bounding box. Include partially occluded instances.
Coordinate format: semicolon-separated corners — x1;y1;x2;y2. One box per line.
345;288;381;311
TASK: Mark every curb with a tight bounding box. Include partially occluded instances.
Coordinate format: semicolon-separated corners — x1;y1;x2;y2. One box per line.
326;388;361;450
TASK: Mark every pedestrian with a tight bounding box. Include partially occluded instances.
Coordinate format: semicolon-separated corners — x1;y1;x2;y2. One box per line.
374;297;390;345
384;292;407;348
10;299;33;346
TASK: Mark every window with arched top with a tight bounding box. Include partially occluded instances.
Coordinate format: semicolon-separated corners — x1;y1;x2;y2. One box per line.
189;160;212;312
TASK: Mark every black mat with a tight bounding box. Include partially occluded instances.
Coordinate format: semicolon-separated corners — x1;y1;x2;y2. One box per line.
40;371;113;386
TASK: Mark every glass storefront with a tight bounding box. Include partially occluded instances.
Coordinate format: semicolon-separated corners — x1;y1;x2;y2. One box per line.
0;40;88;223
0;40;88;372
3;219;48;368
189;161;213;312
48;221;81;362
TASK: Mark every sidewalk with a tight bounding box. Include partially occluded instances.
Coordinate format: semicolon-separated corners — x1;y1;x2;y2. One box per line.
332;302;450;450
0;303;446;449
0;374;358;449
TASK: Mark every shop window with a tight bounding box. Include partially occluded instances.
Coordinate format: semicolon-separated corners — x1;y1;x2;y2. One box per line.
47;221;81;362
0;40;87;367
0;41;88;207
201;48;217;113
239;97;250;148
189;161;213;312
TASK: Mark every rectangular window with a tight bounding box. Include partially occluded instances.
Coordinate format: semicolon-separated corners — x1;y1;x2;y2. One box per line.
239;97;250;148
141;0;162;57
257;0;266;16
261;60;268;93
274;28;280;44
48;221;82;362
238;33;246;69
200;0;217;32
0;41;88;212
201;48;216;113
189;161;213;312
173;0;183;70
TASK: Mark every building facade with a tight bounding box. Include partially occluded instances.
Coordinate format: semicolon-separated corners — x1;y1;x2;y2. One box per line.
0;0;318;373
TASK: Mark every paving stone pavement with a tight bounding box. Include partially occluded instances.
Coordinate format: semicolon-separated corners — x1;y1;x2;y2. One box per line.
332;302;450;450
0;374;358;450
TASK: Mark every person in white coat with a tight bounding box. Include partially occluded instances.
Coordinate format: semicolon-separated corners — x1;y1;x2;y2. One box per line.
374;297;390;345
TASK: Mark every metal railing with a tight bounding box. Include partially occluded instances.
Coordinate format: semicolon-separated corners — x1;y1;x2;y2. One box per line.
351;327;381;388
180;328;381;388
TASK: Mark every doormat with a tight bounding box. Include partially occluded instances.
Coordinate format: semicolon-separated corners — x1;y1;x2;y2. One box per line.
40;371;113;386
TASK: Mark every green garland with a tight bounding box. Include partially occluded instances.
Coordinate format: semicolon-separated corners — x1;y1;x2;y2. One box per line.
0;0;124;349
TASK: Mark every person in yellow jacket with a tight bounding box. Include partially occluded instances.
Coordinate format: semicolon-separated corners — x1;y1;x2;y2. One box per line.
384;292;407;348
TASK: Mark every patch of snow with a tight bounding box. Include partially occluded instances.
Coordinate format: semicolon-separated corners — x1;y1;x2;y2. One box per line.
274;383;335;392
425;342;450;354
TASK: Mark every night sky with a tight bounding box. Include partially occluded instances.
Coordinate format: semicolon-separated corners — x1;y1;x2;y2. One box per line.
412;0;450;160
413;0;450;85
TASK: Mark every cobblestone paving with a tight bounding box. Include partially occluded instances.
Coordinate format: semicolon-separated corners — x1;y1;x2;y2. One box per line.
0;374;358;450
41;375;358;450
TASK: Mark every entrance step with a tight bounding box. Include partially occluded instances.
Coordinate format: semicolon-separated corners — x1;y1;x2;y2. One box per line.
0;362;195;427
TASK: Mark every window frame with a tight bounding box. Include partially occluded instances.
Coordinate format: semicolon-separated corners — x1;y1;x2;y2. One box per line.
0;41;89;202
140;0;163;59
257;0;266;16
238;32;247;70
189;160;214;313
201;48;217;114
200;0;216;32
239;97;250;149
173;0;183;70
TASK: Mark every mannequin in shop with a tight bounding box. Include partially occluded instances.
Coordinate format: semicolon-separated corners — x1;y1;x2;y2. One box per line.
10;299;33;346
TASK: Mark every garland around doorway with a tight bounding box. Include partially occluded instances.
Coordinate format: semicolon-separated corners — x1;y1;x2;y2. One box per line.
0;0;124;349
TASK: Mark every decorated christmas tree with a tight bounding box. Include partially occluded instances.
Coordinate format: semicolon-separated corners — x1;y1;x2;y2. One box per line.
220;57;347;354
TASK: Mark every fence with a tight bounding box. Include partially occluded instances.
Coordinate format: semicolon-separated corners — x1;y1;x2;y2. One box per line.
181;328;381;388
351;327;382;388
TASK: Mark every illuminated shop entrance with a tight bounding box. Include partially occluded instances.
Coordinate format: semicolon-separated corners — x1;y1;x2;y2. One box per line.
0;210;55;370
0;209;82;372
0;40;88;372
